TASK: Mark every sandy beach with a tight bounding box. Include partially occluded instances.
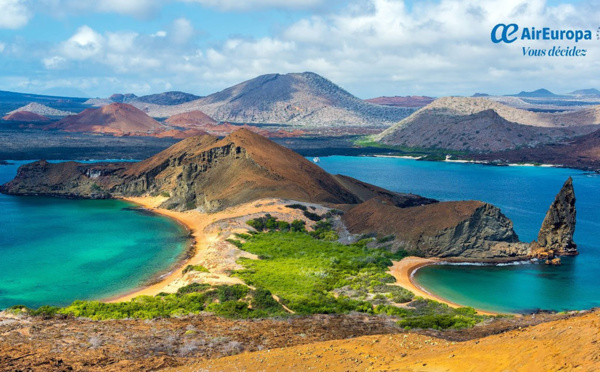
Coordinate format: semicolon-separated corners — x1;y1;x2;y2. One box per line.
388;257;499;316
109;197;327;302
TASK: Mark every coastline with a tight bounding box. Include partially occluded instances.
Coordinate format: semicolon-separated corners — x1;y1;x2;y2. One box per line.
388;257;500;316
107;196;248;302
106;197;323;303
105;197;503;316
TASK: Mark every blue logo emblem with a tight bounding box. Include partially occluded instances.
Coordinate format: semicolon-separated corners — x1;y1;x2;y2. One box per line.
491;23;519;43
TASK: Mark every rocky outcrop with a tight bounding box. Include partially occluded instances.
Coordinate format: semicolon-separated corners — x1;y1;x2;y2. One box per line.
1;129;369;212
531;178;577;263
343;198;530;260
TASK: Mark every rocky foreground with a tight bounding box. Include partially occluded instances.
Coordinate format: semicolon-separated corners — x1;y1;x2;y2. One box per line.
0;310;582;372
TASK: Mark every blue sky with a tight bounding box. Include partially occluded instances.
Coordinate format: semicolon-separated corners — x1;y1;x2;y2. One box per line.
0;0;599;98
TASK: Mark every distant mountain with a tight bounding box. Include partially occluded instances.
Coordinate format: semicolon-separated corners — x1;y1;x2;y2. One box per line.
47;103;164;135
86;91;202;107
374;97;600;152
472;93;490;97
136;91;201;106
513;89;559;98
0;91;89;115
164;110;217;128
2;111;51;122
364;96;434;108
108;93;138;103
8;103;74;117
570;88;600;96
135;72;415;126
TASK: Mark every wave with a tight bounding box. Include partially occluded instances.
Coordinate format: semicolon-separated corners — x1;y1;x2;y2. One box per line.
434;260;535;267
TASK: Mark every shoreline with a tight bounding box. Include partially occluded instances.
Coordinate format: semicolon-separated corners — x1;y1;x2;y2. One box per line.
388;257;501;316
107;196;250;303
105;197;202;302
106;197;320;303
105;198;505;316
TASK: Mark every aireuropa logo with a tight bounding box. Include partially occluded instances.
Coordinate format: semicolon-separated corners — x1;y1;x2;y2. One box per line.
491;23;519;43
491;23;594;57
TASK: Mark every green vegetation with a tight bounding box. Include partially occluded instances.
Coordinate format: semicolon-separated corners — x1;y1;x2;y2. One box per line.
16;214;485;330
160;191;171;198
14;284;287;320
246;214;306;233
182;264;210;275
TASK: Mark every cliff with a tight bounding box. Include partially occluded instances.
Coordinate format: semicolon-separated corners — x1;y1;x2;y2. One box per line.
531;177;577;263
342;198;530;260
3;129;418;212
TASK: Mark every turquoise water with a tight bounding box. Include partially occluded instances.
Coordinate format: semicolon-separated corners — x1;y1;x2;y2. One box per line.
317;156;600;313
0;161;189;310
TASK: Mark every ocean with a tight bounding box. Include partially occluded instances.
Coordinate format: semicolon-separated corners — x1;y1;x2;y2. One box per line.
317;156;600;313
0;161;189;309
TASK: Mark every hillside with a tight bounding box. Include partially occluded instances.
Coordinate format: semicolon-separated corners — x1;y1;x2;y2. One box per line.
571;88;600;96
182;309;600;371
474;126;600;170
342;197;528;259
2;129;440;212
513;88;559;98
132;72;415;126
164;110;217;127
2;111;50;122
87;91;202;107
46;103;164;135
8;102;75;117
375;97;600;152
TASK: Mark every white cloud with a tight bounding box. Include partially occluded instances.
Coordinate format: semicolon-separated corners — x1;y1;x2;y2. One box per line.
0;42;5;53
60;26;104;60
35;0;600;97
42;55;67;69
0;0;31;29
180;0;327;11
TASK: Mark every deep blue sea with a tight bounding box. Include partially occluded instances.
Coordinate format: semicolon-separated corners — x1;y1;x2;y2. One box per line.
317;156;600;313
0;161;189;310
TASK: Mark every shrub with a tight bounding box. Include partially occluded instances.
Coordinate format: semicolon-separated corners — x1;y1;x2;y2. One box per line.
286;204;307;211
398;314;478;330
303;210;322;221
182;265;210;275
177;283;211;295
290;220;306;232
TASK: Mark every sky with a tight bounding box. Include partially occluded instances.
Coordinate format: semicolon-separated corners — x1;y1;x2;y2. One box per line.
0;0;599;98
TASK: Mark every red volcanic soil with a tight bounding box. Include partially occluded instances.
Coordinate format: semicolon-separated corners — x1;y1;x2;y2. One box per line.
46;103;163;135
151;128;209;139
164;110;217;127
2;111;51;122
366;96;435;107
